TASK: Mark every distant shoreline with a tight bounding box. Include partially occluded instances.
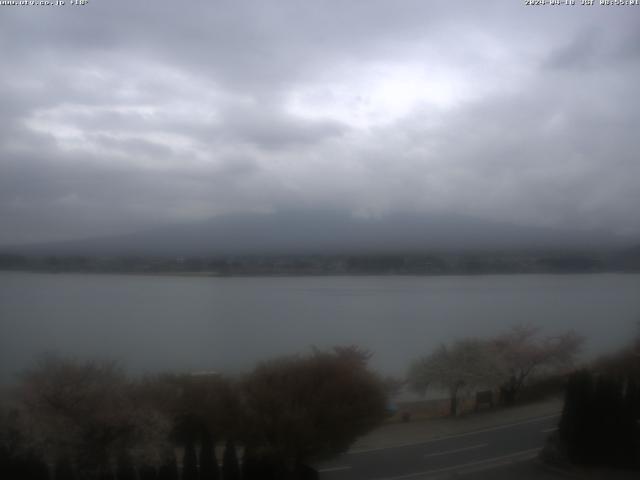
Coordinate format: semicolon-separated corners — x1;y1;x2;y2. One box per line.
1;248;638;278
1;268;639;279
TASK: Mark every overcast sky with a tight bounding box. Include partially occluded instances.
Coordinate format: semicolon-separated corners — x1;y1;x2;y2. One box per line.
1;1;639;245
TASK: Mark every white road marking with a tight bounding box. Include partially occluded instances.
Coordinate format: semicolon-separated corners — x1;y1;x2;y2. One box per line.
318;465;352;473
423;443;487;458
349;413;560;455
371;447;540;480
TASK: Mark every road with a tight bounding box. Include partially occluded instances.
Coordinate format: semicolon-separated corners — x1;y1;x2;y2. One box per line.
316;414;560;480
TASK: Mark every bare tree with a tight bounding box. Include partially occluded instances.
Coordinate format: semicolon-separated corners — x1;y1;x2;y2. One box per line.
18;354;169;479
137;370;239;462
408;339;502;417
408;327;584;413
240;346;387;478
492;325;583;404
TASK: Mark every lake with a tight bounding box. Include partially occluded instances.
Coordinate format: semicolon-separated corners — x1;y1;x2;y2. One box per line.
1;272;639;383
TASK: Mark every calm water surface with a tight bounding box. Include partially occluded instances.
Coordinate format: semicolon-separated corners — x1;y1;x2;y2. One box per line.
1;272;639;383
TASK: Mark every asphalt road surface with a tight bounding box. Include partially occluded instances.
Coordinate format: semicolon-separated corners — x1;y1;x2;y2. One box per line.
316;413;560;480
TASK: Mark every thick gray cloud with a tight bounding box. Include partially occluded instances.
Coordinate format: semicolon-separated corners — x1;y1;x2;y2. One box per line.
0;1;639;244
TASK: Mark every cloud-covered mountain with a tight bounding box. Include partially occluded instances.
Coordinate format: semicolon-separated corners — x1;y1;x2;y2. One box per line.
6;210;631;257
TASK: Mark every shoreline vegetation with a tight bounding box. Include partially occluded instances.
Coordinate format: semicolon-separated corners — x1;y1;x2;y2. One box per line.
0;347;387;480
1;248;639;277
3;330;637;478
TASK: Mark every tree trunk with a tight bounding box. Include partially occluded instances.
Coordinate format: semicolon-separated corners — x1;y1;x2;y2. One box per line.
199;431;219;480
500;376;518;405
222;440;240;480
182;440;198;480
449;387;459;417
